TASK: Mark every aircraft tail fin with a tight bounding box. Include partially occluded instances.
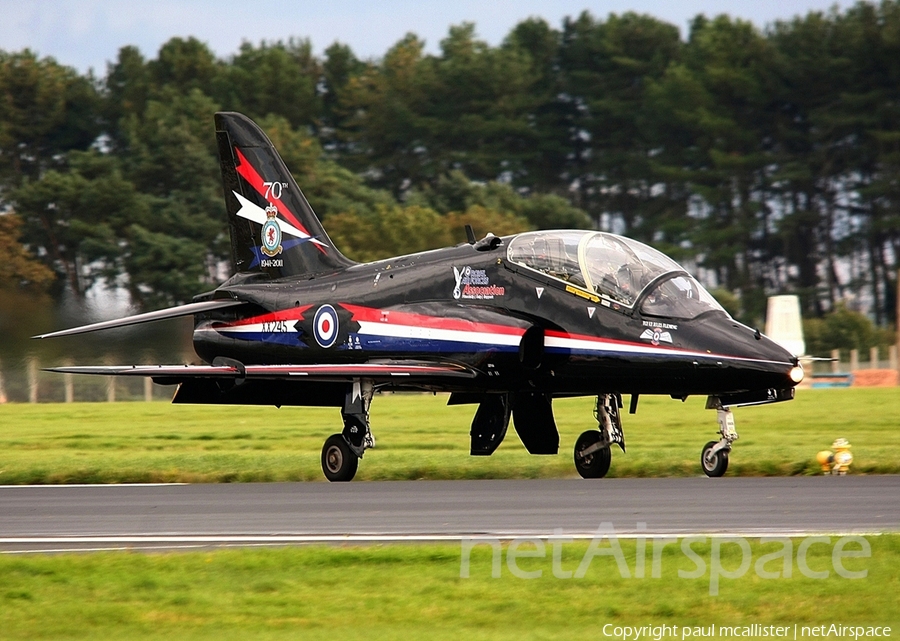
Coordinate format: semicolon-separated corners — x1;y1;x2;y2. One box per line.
215;112;355;278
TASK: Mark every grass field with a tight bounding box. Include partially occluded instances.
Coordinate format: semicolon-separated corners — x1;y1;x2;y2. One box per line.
1;536;898;640
1;388;899;483
2;389;898;640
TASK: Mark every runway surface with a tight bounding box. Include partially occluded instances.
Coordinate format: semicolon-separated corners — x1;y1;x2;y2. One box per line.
1;476;898;552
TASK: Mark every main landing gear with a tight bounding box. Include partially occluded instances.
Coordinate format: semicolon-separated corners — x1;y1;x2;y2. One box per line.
700;397;739;477
321;380;375;482
574;394;626;479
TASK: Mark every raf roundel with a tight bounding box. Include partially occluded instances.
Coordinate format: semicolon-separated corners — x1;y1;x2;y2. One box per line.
313;304;339;348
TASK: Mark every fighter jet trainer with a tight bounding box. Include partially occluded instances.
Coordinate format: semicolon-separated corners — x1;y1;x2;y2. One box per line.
36;112;804;481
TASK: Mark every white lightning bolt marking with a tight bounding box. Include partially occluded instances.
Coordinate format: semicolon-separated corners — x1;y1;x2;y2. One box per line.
233;191;326;247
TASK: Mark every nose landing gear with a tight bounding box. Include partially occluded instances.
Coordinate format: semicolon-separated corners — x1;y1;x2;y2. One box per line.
701;398;739;477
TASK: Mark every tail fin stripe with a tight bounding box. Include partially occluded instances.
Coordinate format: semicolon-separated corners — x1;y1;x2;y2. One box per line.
234;148;311;237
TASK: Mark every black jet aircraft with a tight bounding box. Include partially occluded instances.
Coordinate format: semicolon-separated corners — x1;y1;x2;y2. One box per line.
36;112;804;481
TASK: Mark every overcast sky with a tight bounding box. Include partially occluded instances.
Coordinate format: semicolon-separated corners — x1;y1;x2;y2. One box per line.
1;0;852;75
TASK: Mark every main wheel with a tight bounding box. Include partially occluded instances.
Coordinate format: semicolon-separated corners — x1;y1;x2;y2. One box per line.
574;430;611;479
701;440;729;477
321;434;359;482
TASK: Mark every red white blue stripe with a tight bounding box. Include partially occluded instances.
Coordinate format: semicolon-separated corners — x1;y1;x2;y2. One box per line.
203;304;790;367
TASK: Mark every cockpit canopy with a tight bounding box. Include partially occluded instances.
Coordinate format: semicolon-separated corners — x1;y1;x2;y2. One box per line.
507;230;727;320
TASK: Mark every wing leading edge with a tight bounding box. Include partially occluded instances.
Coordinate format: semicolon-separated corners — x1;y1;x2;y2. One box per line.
45;361;478;382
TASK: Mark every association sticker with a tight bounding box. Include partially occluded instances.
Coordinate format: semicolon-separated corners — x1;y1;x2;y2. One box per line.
452;266;505;300
313;304;339;348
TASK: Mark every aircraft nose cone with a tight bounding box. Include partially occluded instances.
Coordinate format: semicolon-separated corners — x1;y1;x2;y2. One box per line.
692;313;801;390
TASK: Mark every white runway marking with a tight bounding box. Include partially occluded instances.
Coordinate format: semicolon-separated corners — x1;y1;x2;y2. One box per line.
1;530;889;554
0;483;188;488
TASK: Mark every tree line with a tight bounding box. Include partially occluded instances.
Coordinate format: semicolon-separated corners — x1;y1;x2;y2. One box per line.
0;2;898;329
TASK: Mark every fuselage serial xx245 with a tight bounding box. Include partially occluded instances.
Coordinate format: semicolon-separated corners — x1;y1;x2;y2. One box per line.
37;112;804;481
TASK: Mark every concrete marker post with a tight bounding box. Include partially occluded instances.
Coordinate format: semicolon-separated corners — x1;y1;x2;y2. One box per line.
27;357;38;403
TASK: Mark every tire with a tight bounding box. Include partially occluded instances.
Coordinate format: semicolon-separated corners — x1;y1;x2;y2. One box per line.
321;434;359;482
701;440;729;477
574;430;612;479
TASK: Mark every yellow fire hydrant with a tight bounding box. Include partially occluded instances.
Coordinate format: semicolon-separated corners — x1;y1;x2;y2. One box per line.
816;438;853;475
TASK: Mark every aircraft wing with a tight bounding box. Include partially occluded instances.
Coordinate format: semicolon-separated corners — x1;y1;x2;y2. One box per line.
45;360;477;382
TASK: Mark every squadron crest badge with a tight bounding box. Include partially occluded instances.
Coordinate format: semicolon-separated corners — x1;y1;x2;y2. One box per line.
261;204;283;257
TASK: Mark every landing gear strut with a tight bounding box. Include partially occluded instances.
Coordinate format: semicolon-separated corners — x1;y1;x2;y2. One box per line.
701;397;739;477
574;394;626;479
321;380;375;482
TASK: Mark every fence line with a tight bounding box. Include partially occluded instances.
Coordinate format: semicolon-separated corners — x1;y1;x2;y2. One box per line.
845;345;900;371
0;356;178;403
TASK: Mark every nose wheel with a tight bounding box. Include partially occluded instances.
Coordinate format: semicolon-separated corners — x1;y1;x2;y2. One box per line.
701;440;729;477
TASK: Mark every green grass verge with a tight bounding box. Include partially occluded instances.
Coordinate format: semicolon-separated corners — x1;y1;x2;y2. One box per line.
1;388;899;483
1;536;898;640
